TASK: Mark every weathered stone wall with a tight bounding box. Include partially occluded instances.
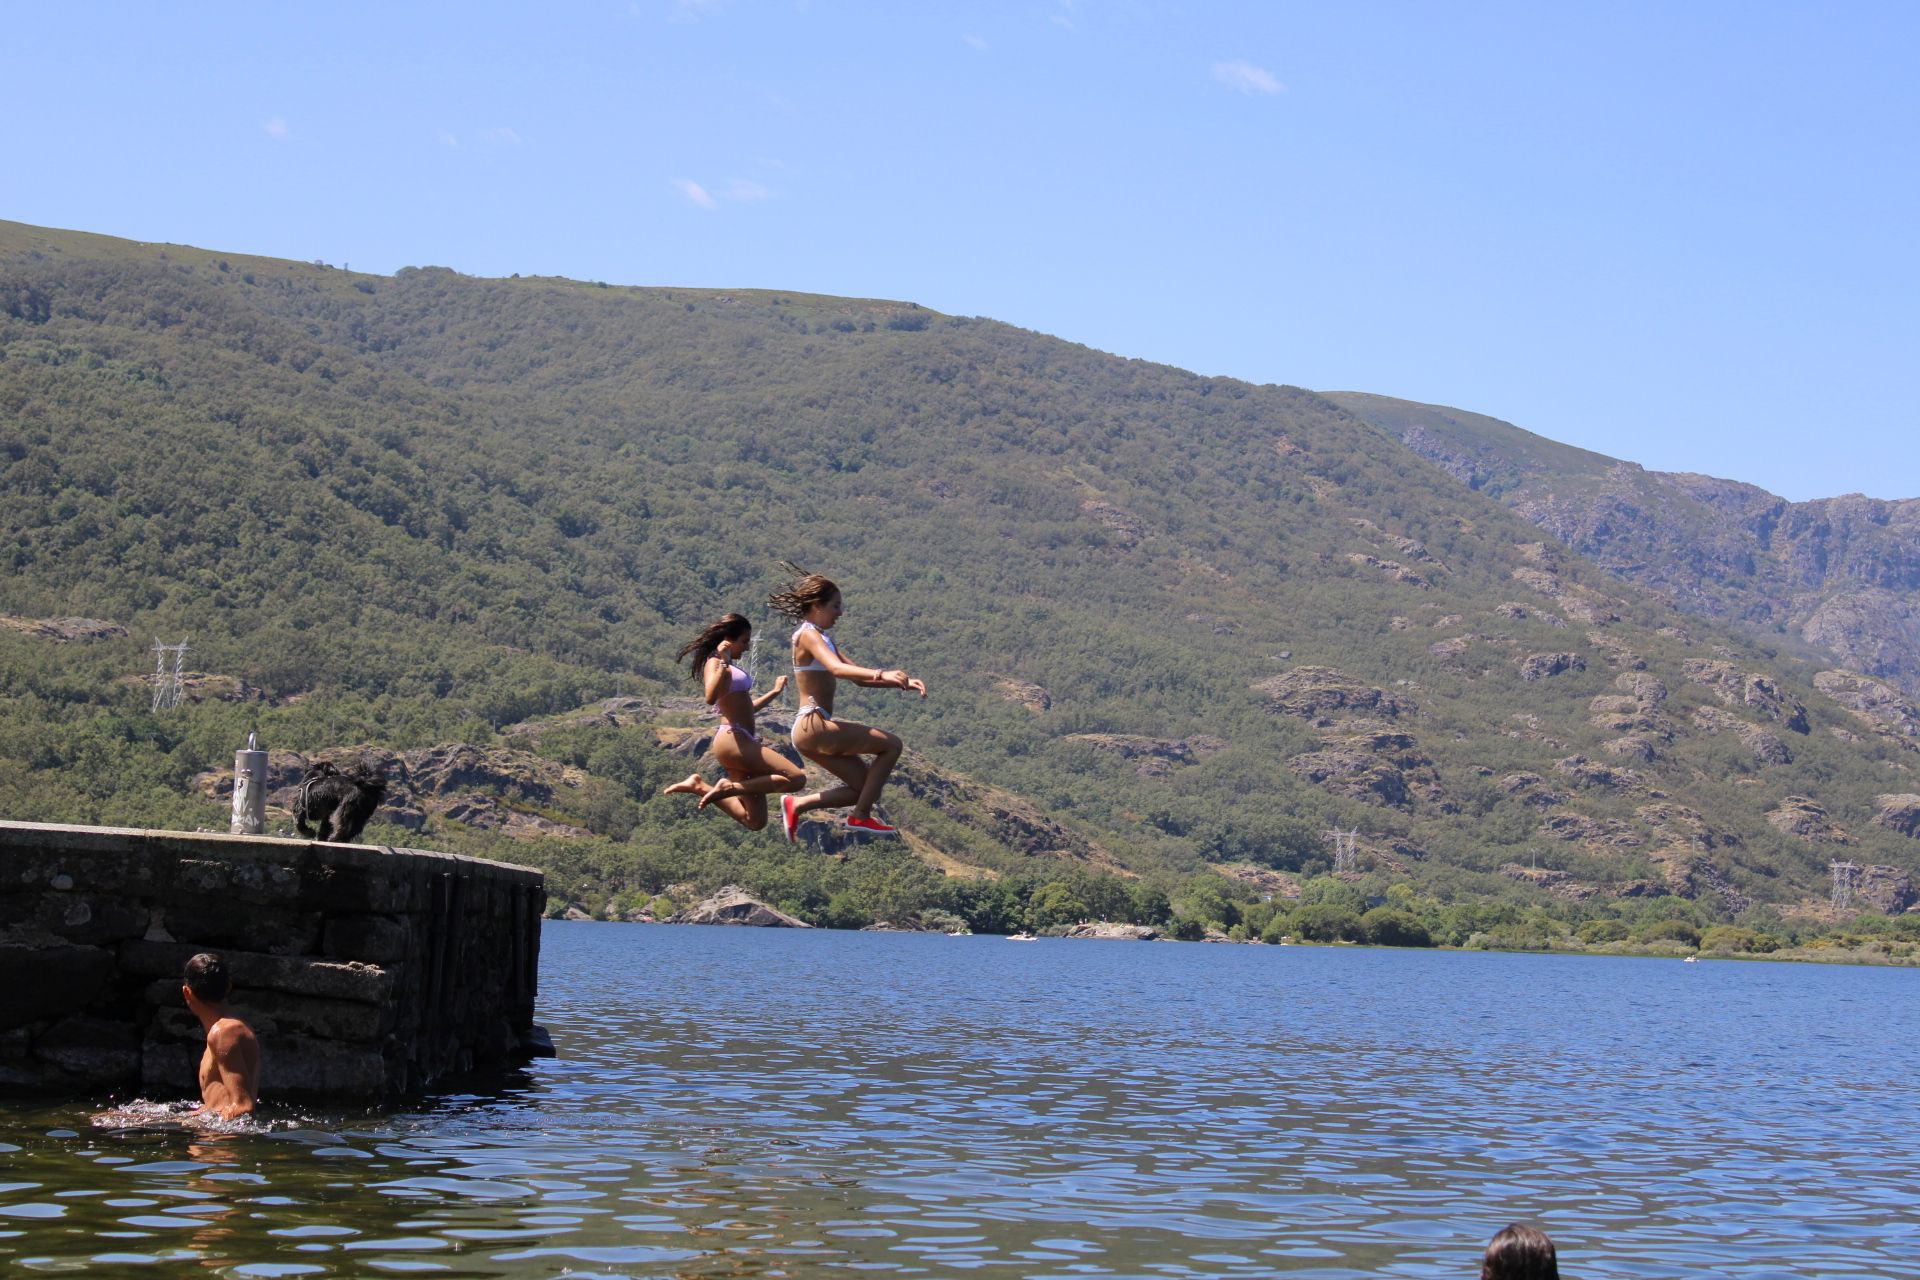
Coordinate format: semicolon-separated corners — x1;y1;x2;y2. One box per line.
0;822;545;1098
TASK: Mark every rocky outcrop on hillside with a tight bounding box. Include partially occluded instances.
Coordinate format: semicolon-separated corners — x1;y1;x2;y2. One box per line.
1813;671;1920;738
502;696;661;739
891;750;1128;873
1256;667;1410;722
1066;734;1224;777
1347;553;1432;589
1691;706;1792;765
1767;796;1851;845
989;673;1052;713
669;887;810;927
1518;651;1585;681
1328;391;1920;697
1850;865;1918;915
113;671;269;705
1499;864;1599;901
1288;725;1448;811
1682;662;1810;733
1874;794;1920;839
0;615;128;643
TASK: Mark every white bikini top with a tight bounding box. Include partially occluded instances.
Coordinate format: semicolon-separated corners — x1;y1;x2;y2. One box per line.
792;621;842;673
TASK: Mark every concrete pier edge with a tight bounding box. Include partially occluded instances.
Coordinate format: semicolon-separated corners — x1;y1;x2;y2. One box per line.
1;820;548;1098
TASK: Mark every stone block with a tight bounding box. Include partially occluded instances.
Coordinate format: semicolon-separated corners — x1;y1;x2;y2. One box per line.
158;898;323;957
264;1034;387;1095
165;857;307;907
0;846;161;894
38;1014;140;1082
118;941;394;1005
18;892;150;945
294;862;404;914
141;1038;199;1092
0;937;115;1029
322;914;412;963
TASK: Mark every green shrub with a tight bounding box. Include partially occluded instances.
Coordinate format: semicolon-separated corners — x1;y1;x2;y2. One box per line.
1290;904;1362;943
1700;925;1778;954
1634;918;1701;948
1577;919;1628;944
1360;907;1432;947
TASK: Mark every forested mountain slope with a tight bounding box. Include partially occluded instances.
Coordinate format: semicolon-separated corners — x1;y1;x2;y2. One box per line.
4;220;1919;933
1326;391;1920;699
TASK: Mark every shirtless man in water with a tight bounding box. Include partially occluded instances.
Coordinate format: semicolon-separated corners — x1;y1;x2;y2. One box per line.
182;952;260;1121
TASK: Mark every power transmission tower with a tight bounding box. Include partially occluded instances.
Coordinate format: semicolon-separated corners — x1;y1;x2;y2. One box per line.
1324;827;1359;875
1830;860;1860;912
151;638;189;712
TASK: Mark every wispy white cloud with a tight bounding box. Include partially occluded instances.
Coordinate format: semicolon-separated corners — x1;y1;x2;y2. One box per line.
962;33;988;51
726;178;770;202
672;177;717;209
438;131;460;148
481;126;523;146
264;117;290;140
1213;60;1284;94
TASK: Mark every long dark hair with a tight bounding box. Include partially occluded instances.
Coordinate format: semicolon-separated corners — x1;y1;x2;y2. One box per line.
676;613;751;678
768;563;840;622
1481;1224;1558;1280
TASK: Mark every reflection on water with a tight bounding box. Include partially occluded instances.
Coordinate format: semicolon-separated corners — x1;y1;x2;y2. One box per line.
5;925;1920;1277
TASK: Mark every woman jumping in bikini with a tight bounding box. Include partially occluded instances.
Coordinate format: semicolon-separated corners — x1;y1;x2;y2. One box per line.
769;569;927;840
662;613;805;831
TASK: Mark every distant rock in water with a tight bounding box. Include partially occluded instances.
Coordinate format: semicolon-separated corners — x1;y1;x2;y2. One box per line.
1060;922;1159;941
670;886;811;928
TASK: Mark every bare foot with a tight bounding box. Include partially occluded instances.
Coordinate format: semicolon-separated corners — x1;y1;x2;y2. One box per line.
697;779;743;810
663;773;706;797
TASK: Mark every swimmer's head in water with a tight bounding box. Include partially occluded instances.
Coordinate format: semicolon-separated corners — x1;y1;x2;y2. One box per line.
676;612;752;676
183;952;231;1004
1481;1224;1558;1280
769;567;841;625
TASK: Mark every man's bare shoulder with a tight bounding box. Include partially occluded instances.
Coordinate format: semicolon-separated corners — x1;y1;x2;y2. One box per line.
207;1017;258;1053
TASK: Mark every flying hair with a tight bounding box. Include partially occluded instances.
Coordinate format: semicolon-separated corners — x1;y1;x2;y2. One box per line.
768;563;840;623
676;613;752;677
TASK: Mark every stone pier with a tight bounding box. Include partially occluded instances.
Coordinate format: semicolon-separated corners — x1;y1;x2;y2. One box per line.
0;821;546;1097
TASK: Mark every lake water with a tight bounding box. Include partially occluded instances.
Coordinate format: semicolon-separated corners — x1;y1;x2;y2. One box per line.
4;924;1919;1278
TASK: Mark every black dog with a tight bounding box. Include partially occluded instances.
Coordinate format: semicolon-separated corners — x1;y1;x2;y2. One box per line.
294;761;387;844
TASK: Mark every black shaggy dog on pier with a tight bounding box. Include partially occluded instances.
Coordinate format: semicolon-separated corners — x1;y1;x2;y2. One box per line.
294;761;387;844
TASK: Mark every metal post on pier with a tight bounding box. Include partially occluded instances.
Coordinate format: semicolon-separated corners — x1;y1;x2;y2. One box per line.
231;731;268;835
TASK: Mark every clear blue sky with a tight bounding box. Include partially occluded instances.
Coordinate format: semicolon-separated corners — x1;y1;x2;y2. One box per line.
10;1;1916;500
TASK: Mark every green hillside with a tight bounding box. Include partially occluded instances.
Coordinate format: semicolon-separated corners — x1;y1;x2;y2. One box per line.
4;220;1918;952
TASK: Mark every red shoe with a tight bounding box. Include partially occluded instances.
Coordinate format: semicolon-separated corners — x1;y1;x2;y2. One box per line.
845;814;898;836
780;794;800;843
